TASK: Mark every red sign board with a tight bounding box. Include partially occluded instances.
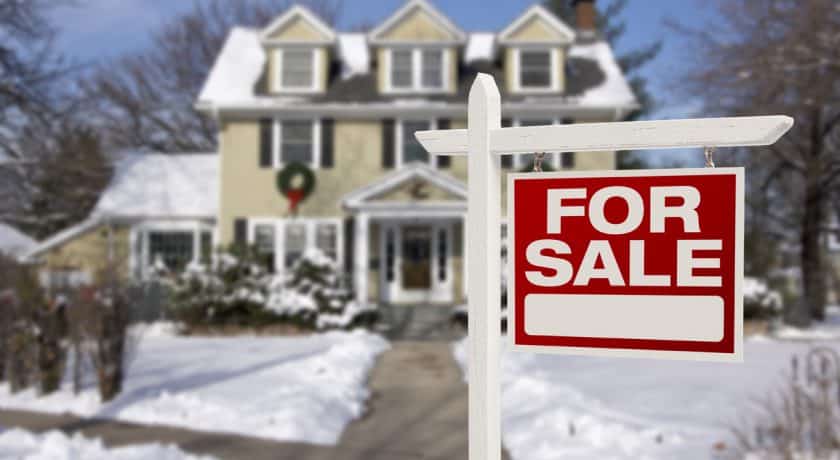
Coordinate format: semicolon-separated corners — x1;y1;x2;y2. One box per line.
508;168;743;361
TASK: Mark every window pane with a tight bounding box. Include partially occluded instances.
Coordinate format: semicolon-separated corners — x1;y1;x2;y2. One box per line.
402;121;431;164
254;225;275;273
281;121;313;164
316;223;337;261
520;50;551;88
421;50;443;88
285;223;306;268
149;231;193;271
391;50;413;88
281;50;313;88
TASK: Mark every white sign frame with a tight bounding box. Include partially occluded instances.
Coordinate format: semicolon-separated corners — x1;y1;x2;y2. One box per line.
415;73;793;460
507;167;745;362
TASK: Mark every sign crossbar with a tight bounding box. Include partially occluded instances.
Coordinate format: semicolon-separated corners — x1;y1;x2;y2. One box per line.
416;115;793;156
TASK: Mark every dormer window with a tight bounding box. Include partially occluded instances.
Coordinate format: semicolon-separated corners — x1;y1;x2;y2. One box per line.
386;48;447;92
276;48;320;92
513;48;558;92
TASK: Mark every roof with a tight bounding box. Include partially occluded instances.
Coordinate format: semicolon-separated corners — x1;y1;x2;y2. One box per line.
343;162;466;210
92;153;218;219
0;223;37;259
24;154;218;261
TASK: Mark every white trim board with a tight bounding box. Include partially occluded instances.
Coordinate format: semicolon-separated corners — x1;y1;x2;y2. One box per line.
368;0;466;44
343;163;466;209
498;4;575;45
260;5;336;44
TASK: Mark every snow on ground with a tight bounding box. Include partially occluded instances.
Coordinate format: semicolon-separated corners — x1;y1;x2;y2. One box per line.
454;335;840;460
0;427;213;460
0;330;388;445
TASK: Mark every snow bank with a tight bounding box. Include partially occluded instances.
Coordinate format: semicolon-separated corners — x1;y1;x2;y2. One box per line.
0;223;36;258
92;154;217;218
568;42;637;107
0;331;389;445
197;27;264;104
465;33;495;62
337;33;369;79
454;337;840;459
0;428;212;460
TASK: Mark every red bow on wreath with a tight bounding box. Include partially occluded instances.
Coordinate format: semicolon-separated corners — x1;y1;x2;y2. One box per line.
277;163;316;215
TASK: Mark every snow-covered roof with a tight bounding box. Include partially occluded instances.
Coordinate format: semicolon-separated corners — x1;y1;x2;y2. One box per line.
198;27;265;105
93;154;218;219
337;33;369;79
465;33;496;63
0;223;37;258
568;42;637;107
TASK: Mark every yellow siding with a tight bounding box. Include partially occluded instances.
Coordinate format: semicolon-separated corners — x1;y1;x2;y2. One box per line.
574;151;616;170
505;16;565;42
505;47;516;93
447;48;458;94
370;178;461;202
555;47;565;92
268;16;330;41
378;8;455;41
41;224;131;281
218;119;385;245
449;119;468;180
377;48;388;93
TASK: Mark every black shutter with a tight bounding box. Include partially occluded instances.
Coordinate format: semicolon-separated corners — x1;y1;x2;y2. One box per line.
234;218;248;248
436;118;451;168
501;118;513;168
382;119;395;169
321;118;334;168
259;118;273;168
344;217;354;274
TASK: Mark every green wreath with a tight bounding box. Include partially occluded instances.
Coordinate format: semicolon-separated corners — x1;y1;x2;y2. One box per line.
276;162;316;214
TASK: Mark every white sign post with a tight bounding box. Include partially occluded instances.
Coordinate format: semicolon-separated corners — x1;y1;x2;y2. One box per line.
415;73;793;460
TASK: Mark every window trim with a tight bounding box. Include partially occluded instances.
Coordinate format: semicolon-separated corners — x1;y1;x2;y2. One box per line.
512;47;559;93
273;118;321;169
247;218;344;274
275;47;321;93
385;47;449;94
395;118;438;168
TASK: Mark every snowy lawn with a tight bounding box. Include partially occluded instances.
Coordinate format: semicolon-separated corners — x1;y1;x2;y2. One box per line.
0;427;213;460
0;329;388;445
454;335;840;460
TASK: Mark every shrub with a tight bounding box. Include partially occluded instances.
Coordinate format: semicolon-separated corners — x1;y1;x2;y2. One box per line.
744;276;783;320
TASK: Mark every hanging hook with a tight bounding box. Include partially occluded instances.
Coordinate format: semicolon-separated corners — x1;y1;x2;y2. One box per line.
533;152;546;172
704;146;716;168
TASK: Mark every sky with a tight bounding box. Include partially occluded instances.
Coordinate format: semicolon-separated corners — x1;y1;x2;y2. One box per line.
51;0;720;165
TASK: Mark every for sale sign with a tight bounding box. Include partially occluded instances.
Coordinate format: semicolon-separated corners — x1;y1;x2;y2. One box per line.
508;168;743;361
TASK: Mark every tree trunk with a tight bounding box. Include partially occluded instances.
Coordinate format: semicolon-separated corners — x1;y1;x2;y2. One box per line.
799;167;827;324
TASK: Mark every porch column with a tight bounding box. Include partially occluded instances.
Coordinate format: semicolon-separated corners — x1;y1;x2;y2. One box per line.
354;213;369;306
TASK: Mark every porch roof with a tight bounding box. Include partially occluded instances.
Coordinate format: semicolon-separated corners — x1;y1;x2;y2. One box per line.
342;163;467;212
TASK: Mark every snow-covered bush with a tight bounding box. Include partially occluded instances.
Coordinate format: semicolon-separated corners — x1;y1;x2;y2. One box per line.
267;249;378;330
743;276;783;319
162;246;377;331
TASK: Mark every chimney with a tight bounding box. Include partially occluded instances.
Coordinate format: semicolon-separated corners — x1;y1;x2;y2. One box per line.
574;0;596;34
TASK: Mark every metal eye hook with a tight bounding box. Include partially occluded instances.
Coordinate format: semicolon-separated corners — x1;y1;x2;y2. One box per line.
704;146;716;168
533;152;546;172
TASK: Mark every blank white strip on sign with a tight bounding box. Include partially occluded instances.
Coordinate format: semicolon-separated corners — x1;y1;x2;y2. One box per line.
524;294;724;342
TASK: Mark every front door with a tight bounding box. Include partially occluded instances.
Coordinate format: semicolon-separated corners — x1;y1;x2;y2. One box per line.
401;225;432;289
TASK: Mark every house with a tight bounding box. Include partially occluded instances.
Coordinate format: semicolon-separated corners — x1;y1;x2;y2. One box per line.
26;0;637;305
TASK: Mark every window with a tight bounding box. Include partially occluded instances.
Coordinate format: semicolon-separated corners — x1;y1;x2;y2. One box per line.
421;49;443;89
519;49;552;89
149;231;193;271
280;49;314;89
388;48;447;92
391;50;413;89
254;224;276;273
281;120;314;164
284;223;306;269
316;223;338;261
401;121;431;164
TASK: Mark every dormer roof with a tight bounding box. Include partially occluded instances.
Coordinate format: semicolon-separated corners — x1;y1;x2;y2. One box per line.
368;0;466;45
498;4;575;45
260;5;336;45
